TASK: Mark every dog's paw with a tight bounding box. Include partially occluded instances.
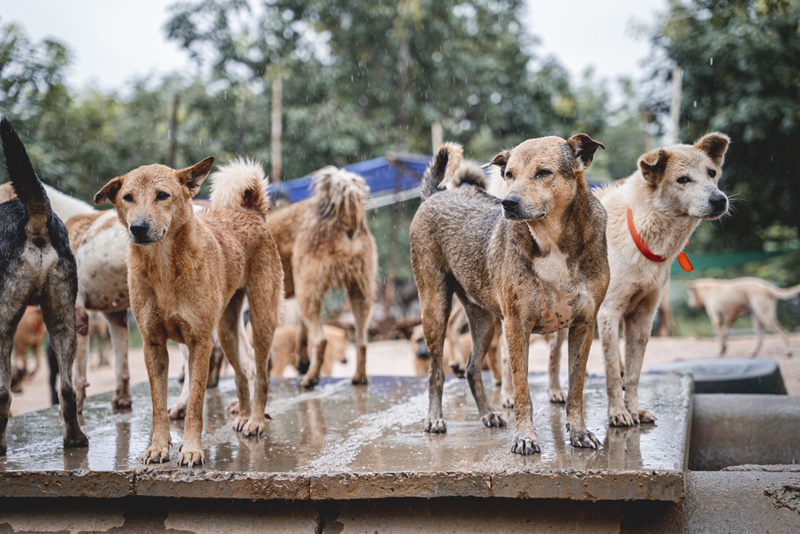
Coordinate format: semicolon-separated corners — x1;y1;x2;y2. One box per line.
231;416;249;433
227;400;240;414
177;448;204;468
633;408;657;424
548;388;566;404
168;403;187;420
424;419;447;433
242;417;269;437
449;363;465;378
142;446;170;465
501;396;515;409
300;375;319;389
351;373;368;386
63;430;89;449
480;411;507;428
608;407;634;427
570;428;601;449
511;432;540;455
113;394;133;410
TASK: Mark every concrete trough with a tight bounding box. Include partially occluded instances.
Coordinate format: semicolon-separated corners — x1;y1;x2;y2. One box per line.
0;373;692;502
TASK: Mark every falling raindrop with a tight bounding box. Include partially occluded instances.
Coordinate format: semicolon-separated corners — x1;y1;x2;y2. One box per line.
710;57;713;66
693;101;697;108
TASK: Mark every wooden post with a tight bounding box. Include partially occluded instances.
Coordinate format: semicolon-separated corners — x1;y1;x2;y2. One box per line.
236;90;249;156
271;77;283;183
431;121;443;154
168;92;180;168
670;67;682;144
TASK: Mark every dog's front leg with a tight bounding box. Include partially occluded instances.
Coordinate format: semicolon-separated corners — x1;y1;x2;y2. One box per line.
72;326;90;414
506;319;539;454
141;337;172;464
599;309;633;426
566;322;601;448
179;337;213;467
622;313;657;424
0;324;18;455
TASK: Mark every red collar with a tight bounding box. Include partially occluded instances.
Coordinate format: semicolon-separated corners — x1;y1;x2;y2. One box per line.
626;205;694;272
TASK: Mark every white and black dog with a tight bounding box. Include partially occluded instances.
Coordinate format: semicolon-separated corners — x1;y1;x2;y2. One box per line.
0;116;87;454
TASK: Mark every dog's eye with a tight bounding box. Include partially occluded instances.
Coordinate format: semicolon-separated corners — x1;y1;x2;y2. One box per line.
122;194;134;202
156;191;170;201
504;171;514;180
707;168;717;178
535;169;553;179
677;176;690;185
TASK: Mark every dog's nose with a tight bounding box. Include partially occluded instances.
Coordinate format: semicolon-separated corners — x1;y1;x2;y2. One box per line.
130;220;150;239
501;196;520;210
709;192;728;212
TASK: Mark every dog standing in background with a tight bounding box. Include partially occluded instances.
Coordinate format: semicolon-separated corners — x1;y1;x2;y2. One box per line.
0;117;87;454
410;137;608;455
687;276;798;357
96;157;282;467
268;167;377;388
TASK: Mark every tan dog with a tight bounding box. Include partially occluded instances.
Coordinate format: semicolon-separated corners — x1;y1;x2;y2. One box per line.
410;322;503;381
96;157;282;467
262;324;348;377
268;166;376;388
410;137;609;455
687;277;799;357
12;306;47;377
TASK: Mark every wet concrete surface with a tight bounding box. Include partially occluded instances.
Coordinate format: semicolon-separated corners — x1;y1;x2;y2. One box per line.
0;372;691;501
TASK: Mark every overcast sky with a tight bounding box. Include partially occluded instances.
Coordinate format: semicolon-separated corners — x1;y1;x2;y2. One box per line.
0;0;667;92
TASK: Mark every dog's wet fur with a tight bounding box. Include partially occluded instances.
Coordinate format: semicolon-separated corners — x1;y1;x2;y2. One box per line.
96;157;282;467
410;136;609;455
0;117;88;454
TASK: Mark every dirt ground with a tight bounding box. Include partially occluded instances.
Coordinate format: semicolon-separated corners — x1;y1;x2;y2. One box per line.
10;332;799;417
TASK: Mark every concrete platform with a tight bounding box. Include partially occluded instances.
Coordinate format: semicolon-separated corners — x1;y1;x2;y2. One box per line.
0;373;691;502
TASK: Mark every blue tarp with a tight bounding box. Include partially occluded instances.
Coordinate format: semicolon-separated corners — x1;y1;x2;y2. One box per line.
268;153;431;203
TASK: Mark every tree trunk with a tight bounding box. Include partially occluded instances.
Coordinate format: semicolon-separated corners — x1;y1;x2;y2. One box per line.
271;77;283;183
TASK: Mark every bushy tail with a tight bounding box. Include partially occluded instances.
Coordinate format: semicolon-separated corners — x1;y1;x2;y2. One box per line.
1;116;51;239
209;157;269;217
310;166;369;228
421;142;463;199
769;283;800;300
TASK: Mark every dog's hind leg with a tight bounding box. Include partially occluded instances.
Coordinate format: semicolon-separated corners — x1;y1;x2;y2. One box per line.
752;297;791;357
566;322;601;448
218;291;253;432
446;300;468;377
298;295;327;389
459;298;506;428
244;267;280;436
548;328;567;403
40;294;88;449
0;306;25;455
73;327;90;413
104;310;131;409
420;285;452;434
751;314;764;357
168;344;190;420
347;282;373;385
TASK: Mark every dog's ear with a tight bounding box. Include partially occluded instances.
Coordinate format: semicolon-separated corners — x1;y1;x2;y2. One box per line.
177;156;215;197
482;150;510;176
94;176;125;205
567;134;605;171
694;132;730;167
638;148;670;184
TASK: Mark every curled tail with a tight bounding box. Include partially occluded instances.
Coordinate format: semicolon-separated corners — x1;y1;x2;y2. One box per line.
421;142;463;199
209;157;269;217
310;166;369;228
1;116;51;240
769;283;800;300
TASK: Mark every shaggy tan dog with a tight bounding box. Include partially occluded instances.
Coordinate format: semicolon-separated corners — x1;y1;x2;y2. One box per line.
256;323;348;377
268;167;376;388
687;277;799;357
12;306;47;377
96;157;282;467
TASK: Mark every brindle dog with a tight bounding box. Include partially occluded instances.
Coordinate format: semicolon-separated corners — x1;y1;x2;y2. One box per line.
410;136;609;454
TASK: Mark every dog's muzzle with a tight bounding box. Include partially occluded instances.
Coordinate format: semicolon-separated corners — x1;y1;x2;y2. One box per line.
502;195;546;221
129;220;161;245
416;340;430;360
704;191;729;219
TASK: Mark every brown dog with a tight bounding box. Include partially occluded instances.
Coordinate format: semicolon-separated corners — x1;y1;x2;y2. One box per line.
262;323;348;377
95;157;282;467
268;166;376;388
687;277;799;357
12;306;47;377
410;137;609;454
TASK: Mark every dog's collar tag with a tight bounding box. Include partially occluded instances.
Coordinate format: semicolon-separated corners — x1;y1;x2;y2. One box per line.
626;205;694;272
